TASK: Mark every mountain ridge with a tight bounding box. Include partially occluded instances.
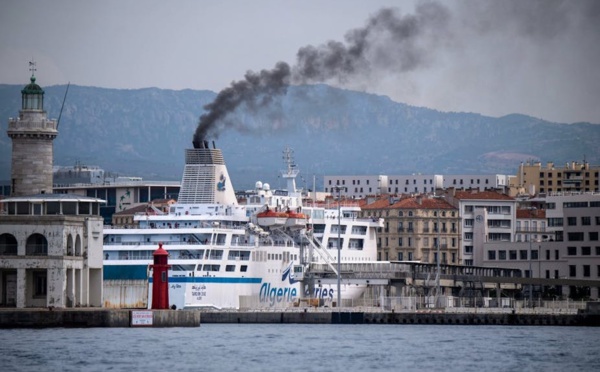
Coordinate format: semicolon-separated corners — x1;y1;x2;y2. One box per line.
1;83;598;190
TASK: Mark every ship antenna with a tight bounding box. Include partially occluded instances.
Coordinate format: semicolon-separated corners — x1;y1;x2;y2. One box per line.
57;82;70;130
281;146;299;193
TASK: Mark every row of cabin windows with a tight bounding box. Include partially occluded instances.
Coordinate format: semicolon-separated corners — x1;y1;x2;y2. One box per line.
199;264;248;272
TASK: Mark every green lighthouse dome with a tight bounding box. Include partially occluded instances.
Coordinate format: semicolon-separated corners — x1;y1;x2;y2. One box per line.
21;75;44;110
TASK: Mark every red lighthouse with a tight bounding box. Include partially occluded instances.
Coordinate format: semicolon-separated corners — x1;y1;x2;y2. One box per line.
150;243;171;309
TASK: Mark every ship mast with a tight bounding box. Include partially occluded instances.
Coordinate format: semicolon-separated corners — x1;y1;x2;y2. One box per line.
281;146;299;194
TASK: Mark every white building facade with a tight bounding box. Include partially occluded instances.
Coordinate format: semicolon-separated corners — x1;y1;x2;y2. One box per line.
324;174;510;199
445;190;517;267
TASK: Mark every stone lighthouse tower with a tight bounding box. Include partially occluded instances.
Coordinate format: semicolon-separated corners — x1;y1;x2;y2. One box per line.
6;63;58;196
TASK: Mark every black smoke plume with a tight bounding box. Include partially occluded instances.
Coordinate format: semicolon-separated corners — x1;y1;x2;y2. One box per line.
193;3;450;147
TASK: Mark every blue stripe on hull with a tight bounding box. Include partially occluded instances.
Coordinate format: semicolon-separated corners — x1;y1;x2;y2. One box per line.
104;265;148;280
150;277;262;284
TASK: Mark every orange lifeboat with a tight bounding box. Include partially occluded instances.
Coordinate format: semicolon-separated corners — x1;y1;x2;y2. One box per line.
256;209;288;227
285;210;308;228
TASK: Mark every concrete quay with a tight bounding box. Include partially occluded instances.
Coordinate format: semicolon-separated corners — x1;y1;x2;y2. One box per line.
0;309;200;328
199;308;600;326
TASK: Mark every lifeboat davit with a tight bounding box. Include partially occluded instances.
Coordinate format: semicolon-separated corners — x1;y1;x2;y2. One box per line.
285;211;308;228
256;209;288;227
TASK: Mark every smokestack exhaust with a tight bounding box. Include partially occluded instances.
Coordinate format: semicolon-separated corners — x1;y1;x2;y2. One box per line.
192;3;450;144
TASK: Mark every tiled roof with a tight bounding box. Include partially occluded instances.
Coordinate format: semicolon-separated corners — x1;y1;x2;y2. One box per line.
516;209;546;219
363;195;456;210
454;190;514;201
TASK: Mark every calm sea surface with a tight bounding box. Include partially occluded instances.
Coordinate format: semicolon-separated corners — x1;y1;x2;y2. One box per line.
1;324;598;372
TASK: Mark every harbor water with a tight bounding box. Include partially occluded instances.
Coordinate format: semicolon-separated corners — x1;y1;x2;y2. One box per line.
1;324;598;371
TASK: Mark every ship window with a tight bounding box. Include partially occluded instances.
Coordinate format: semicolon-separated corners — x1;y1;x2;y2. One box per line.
240;265;248;272
226;265;236;272
208;250;223;260
202;264;220;272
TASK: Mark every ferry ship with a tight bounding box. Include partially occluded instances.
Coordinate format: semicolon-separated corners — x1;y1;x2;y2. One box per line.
103;142;382;309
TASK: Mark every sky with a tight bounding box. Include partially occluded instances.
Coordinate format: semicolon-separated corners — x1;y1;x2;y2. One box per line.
1;0;599;124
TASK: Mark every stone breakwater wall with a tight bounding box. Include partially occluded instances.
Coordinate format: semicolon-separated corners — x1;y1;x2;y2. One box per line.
0;309;200;328
199;310;600;326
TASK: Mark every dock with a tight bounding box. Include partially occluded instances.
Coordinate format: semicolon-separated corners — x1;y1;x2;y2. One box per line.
199;302;600;326
0;309;200;328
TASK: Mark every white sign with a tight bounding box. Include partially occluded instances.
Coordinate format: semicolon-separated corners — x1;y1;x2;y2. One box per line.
131;310;153;326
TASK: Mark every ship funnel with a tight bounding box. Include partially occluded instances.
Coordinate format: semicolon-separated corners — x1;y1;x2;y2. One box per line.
178;144;236;206
192;140;211;149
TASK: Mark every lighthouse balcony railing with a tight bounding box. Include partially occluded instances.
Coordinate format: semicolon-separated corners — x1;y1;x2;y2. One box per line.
8;119;57;131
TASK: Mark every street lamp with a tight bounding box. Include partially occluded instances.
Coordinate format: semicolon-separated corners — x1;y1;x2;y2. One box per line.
529;235;533;307
431;195;443;308
435;206;441;307
335;186;341;314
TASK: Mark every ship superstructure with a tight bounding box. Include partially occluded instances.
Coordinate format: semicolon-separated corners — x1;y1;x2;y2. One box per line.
103;143;382;309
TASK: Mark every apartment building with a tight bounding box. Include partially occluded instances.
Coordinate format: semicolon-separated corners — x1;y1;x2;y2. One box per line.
324;174;509;199
445;189;517;266
510;160;600;196
323;175;387;199
361;195;460;265
481;192;600;300
443;175;509;193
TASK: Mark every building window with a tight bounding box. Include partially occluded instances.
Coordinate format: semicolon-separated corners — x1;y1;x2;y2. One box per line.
582;247;591;256
26;234;48;256
569;265;576;277
567;232;585;241
488;251;496;260
408;252;413;261
567;247;577;256
520;250;528;260
509;250;517;260
465;246;473;254
498;250;506;260
583;265;590;277
33;271;47;297
398;252;403;261
590;232;599;241
582;217;591;226
531;250;538;260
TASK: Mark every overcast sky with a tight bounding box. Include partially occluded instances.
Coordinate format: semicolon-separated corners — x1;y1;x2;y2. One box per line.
1;0;599;124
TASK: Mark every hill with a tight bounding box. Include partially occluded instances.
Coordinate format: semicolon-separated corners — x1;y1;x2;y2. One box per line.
1;83;598;190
